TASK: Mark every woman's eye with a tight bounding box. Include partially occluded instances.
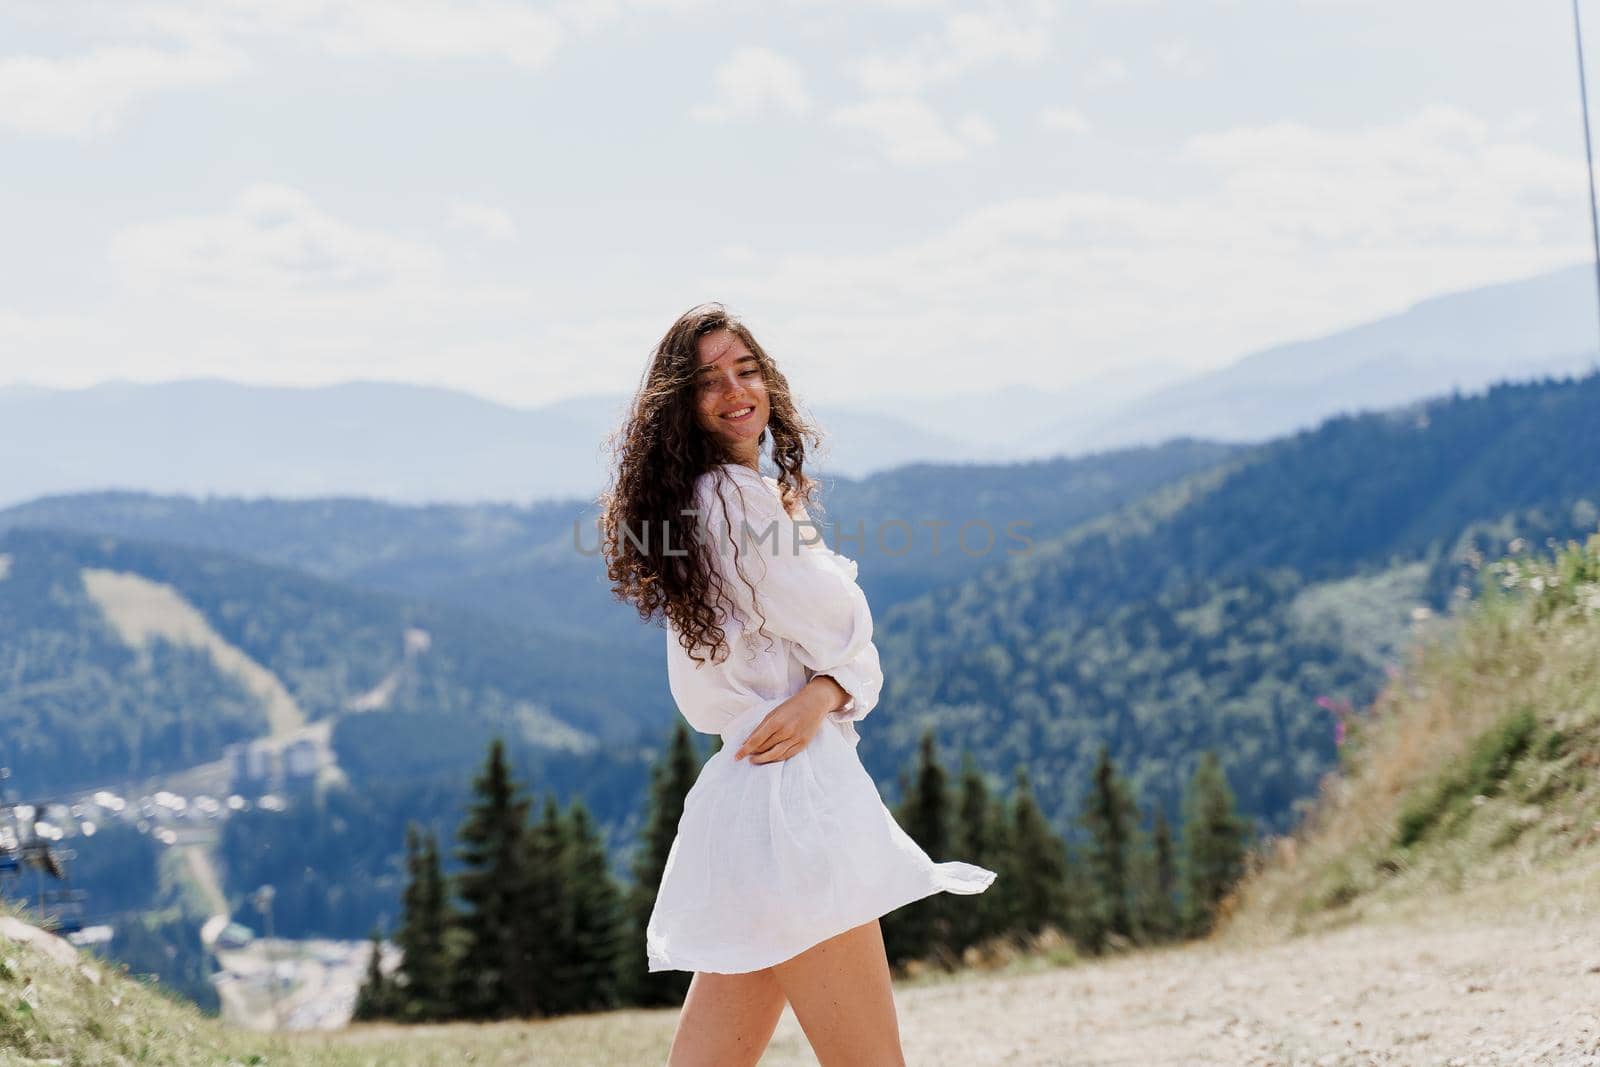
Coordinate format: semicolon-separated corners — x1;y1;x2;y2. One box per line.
740;369;760;378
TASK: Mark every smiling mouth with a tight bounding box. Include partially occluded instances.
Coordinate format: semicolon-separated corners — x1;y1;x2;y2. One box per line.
720;405;755;421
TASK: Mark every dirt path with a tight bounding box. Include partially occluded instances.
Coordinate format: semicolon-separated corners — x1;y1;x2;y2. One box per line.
81;566;307;738
868;911;1600;1065
179;844;228;918
855;863;1600;1067
315;865;1600;1066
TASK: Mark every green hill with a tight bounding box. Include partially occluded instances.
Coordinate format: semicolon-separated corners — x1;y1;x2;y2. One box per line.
0;523;668;798
863;370;1600;838
7;369;1600;999
5;526;1598;1063
0;521;679;946
0;438;1234;645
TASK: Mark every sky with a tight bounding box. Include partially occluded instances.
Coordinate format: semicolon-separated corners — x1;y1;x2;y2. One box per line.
0;0;1594;409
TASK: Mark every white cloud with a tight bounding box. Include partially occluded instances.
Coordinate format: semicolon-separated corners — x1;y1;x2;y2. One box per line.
1181;105;1579;245
0;0;588;137
696;107;1588;397
954;111;997;147
0;306;118;351
0;42;245;137
109;184;443;304
849;6;1055;95
832;97;996;165
690;45;811;122
2;7;1588;410
1040;106;1091;134
129;0;572;69
1154;40;1205;76
61;182;541;393
447;199;518;242
1085;56;1128;88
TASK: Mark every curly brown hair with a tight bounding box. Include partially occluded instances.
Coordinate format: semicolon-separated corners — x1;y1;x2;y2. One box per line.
599;302;826;666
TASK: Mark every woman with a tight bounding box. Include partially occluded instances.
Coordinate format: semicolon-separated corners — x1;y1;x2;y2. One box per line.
600;302;996;1066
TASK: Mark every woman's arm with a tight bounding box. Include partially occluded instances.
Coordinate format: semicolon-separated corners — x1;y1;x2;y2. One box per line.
734;672;853;763
804;673;851;715
695;468;884;725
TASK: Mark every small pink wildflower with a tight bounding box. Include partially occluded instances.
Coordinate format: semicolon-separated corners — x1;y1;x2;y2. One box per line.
1316;694;1356;746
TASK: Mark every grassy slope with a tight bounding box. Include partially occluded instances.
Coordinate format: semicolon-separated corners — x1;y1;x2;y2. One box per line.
1;898;262;1066
1218;530;1600;946
0;898;1088;1066
0;894;682;1066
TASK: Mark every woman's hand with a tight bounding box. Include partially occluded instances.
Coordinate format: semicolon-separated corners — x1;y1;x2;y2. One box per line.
734;676;849;764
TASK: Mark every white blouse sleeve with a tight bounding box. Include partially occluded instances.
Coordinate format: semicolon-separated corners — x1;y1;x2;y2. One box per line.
692;468;883;728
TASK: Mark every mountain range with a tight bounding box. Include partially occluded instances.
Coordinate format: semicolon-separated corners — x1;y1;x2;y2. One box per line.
2;263;1594;507
4;266;1599;951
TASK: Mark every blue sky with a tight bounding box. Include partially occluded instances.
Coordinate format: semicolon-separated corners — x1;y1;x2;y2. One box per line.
0;0;1592;408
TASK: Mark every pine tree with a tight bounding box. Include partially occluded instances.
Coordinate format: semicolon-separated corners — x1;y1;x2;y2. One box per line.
999;765;1069;945
1123;802;1177;946
1147;807;1180;941
450;737;531;1019
1060;832;1095;950
514;791;574;1018
1181;750;1250;936
560;798;625;1012
949;751;1005;955
351;926;394;1021
619;720;702;1006
395;824;452;1021
1078;744;1140;950
882;728;956;969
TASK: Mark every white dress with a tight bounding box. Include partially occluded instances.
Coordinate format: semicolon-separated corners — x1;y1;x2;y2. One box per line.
646;462;997;975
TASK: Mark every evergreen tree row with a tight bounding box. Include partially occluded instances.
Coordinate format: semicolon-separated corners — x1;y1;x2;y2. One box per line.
354;736;633;1022
357;720;1253;1021
883;729;1253;969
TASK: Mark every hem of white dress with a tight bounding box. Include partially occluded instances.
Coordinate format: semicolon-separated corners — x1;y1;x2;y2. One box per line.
645;861;998;975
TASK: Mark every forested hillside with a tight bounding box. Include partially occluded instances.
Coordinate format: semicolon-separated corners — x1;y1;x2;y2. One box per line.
4;528;1597;1061
0;439;1243;948
0;439;1236;648
7;372;1598;969
863;370;1600;839
0;525;668;797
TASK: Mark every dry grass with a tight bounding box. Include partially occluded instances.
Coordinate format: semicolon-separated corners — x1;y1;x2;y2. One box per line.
0;897;1098;1067
81;566;308;739
1218;532;1600;947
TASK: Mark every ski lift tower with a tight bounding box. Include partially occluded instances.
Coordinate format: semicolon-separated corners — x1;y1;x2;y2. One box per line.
0;791;85;934
1574;0;1600;370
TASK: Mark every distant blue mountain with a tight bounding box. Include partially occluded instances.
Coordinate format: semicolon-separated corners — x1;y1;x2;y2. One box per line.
2;264;1595;506
0;377;975;508
1038;263;1600;455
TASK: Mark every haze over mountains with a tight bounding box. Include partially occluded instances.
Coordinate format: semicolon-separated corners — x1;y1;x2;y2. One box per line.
0;379;978;509
5;356;1597;961
1038;262;1600;456
2;264;1594;508
8;368;1598;828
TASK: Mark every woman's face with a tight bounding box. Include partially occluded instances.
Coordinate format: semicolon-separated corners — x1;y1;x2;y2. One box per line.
693;327;770;465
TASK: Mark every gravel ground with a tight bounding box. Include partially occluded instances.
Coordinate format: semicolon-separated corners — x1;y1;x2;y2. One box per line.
303;867;1600;1065
863;913;1600;1065
814;868;1600;1067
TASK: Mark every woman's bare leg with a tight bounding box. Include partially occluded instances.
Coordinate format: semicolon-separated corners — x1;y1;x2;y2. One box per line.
665;968;788;1067
769;918;906;1067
